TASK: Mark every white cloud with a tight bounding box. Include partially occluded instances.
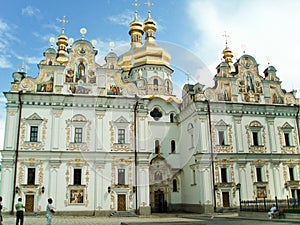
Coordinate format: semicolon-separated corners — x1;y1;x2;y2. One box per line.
108;10;134;26
187;0;300;94
22;5;41;17
0;55;13;68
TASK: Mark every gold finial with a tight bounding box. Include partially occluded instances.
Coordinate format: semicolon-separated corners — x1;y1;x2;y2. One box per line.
222;31;229;47
133;0;140;19
145;0;154;15
57;16;68;34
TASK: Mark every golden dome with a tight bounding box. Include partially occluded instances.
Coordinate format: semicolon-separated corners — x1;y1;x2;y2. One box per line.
56;31;69;64
222;46;233;63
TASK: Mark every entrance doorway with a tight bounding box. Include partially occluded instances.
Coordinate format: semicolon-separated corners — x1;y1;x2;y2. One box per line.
117;194;126;211
222;192;230;207
25;195;34;212
154;190;164;212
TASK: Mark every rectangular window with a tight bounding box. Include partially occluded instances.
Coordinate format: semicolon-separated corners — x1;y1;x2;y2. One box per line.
27;168;35;185
256;167;262;182
74;168;82;185
74;128;83;143
30;126;38;142
284;133;291;146
252;132;259;146
118;129;125;144
289;167;294;181
218;131;225;145
118;169;125;185
221;168;227;183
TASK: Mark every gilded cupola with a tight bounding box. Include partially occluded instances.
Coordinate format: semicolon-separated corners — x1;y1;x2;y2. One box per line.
129;12;144;48
56;16;69;64
143;8;156;41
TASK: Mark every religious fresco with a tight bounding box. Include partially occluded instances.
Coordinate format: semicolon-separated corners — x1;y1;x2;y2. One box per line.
36;73;54;92
68;82;91;94
107;77;122;95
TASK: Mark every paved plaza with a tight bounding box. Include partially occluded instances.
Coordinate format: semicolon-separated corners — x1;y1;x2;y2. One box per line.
2;213;300;225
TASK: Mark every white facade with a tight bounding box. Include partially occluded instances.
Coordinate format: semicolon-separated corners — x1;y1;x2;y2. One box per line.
1;12;300;215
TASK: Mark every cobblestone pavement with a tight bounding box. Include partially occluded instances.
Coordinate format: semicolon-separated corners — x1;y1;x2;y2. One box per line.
2;214;300;225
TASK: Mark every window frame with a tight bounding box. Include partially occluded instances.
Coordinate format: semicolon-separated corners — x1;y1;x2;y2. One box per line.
30;126;39;142
74;127;83;143
73;168;82;185
27;168;36;185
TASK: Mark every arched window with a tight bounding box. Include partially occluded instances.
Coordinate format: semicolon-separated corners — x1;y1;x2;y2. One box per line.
155;140;160;154
172;179;178;192
170;113;174;123
171;140;176;153
153;78;158;91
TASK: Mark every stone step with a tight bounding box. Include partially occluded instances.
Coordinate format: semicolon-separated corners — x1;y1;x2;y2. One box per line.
110;211;137;217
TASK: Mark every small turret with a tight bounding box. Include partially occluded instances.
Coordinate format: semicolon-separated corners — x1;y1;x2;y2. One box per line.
56;16;69;64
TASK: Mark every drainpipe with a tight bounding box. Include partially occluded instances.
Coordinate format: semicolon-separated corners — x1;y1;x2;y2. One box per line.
11;90;23;214
296;104;300;151
134;95;139;214
206;100;216;212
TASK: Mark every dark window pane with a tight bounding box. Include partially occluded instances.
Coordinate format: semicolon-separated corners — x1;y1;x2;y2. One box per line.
118;129;125;144
171;140;176;153
75;128;83;143
289;167;294;181
252;132;259;146
74;169;82;185
256;167;262;182
284;133;290;146
27;168;35;185
218;131;225;145
221;168;227;183
118;169;125;185
173;179;177;192
30;126;38;142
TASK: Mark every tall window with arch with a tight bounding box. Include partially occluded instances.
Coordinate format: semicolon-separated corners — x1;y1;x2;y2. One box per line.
153;78;158;91
170;113;174;123
172;179;178;192
155;140;160;154
171;140;176;153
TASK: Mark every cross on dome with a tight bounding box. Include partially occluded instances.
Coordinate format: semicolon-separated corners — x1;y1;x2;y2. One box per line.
57;16;68;34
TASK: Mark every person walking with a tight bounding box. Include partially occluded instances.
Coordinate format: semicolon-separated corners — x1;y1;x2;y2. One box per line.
45;198;55;225
15;198;25;225
0;196;3;225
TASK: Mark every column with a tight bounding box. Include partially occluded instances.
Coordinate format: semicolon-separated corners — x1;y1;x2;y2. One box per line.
199;117;208;152
49;161;61;206
4;110;19;149
96;113;105;150
138;116;147;152
238;163;247;200
233;116;243;152
0;162;14;210
266;117;277;152
95;163;104;210
51;110;62;150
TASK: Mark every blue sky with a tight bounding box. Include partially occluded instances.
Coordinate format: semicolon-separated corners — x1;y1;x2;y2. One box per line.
1;0;300;148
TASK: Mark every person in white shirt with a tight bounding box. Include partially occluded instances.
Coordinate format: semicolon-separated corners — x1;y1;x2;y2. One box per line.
268;204;277;219
45;198;55;225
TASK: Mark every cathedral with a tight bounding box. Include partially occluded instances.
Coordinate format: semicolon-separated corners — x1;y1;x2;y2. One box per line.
1;5;300;216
